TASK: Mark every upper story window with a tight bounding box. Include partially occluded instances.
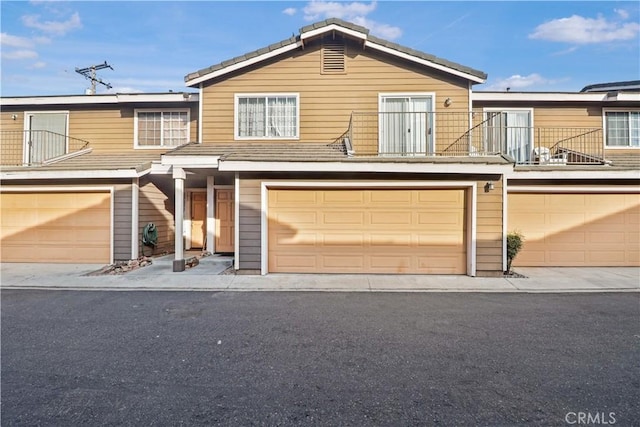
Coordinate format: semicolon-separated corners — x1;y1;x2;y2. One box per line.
235;94;299;140
135;109;190;148
605;110;640;148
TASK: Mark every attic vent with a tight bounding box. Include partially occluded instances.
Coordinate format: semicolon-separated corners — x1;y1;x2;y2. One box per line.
322;41;346;74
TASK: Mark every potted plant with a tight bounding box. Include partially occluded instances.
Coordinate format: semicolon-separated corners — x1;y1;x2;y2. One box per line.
506;231;524;274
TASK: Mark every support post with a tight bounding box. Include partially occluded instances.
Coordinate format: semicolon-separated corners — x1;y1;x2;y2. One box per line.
173;167;186;272
206;176;215;254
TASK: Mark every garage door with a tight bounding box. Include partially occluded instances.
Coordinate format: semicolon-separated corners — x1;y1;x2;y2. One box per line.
508;193;640;266
268;188;466;274
1;191;111;263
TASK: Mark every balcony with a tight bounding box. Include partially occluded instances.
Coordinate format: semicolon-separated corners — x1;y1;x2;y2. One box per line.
1;130;91;166
347;111;606;165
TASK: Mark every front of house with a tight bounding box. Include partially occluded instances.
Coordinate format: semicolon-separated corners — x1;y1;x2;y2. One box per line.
1;19;638;275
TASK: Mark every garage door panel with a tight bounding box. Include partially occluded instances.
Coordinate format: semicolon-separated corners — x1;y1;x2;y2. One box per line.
322;255;365;269
268;188;466;274
1;192;111;264
627;251;640;264
323;190;366;204
547;232;585;244
509;193;639;267
322;211;364;225
369;233;412;246
322;233;365;247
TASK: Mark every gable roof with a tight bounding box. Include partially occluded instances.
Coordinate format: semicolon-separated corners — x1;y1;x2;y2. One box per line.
185;18;487;87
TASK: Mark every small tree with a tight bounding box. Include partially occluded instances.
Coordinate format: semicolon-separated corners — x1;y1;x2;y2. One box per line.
506;231;524;273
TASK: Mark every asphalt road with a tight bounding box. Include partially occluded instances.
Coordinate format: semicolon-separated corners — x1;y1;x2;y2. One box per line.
2;290;638;426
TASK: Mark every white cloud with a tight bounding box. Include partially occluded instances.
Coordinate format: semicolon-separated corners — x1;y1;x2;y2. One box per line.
33;36;52;44
615;9;629;20
303;0;377;21
483;73;563;91
551;46;578;56
28;61;47;69
21;11;82;36
301;1;402;40
282;7;297;16
0;33;34;48
529;14;640;44
351;17;402;40
2;50;39;60
108;86;144;94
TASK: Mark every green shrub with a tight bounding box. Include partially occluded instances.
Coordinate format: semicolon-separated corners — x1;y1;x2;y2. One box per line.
506;231;524;273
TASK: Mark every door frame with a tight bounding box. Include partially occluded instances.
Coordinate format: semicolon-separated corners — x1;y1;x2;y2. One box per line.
378;93;436;155
482;108;534;161
214;186;235;253
185;189;206;250
23;111;70;164
261;180;477;276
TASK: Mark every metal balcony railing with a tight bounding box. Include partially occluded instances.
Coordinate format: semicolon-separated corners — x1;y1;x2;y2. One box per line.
1;130;91;166
347;111;606;165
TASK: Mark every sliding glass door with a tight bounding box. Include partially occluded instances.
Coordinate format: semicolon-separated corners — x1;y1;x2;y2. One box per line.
380;95;433;156
484;110;532;162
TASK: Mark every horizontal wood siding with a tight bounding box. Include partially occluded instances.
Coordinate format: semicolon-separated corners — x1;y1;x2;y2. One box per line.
113;182;133;260
1;103;198;155
0;111;25;165
138;176;175;256
201;39;470;148
476;178;503;275
71;104;198;153
533;106;602;128
239;178;261;270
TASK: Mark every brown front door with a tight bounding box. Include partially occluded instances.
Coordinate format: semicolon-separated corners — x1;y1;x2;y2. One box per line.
215;189;234;253
190;192;206;249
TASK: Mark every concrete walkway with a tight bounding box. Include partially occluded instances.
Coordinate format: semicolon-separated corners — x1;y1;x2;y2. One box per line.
1;255;638;293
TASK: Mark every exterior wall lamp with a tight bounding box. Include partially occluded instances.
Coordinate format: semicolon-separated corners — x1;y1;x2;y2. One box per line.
485;181;495;192
444;97;452;107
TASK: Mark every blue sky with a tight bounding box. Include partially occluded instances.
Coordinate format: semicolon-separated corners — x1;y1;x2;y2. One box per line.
1;1;639;96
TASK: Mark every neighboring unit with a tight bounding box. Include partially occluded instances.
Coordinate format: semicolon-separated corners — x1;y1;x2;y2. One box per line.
1;19;638;275
1;93;198;264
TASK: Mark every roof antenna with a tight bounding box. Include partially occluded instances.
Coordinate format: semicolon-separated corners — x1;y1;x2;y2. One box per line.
75;61;113;95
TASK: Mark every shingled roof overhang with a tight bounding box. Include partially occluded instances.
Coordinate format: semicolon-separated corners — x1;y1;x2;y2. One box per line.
161;142;511;174
185;18;487;87
0;153;161;180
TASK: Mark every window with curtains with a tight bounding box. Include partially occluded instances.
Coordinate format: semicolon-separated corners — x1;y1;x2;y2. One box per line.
235;94;299;139
605;111;640;147
135;110;190;148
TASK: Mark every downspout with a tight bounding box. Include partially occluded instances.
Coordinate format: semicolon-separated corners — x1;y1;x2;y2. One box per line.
198;83;203;143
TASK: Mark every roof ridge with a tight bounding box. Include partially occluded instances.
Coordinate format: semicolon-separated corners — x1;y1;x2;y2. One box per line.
185;19;487;84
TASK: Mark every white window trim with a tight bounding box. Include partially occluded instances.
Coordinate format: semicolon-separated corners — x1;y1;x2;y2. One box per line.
602;108;640;149
134;108;191;149
377;93;437;154
23;111;70;164
234;93;300;141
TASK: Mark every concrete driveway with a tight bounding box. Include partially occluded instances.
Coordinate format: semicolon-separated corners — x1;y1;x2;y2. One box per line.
0;257;638;292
